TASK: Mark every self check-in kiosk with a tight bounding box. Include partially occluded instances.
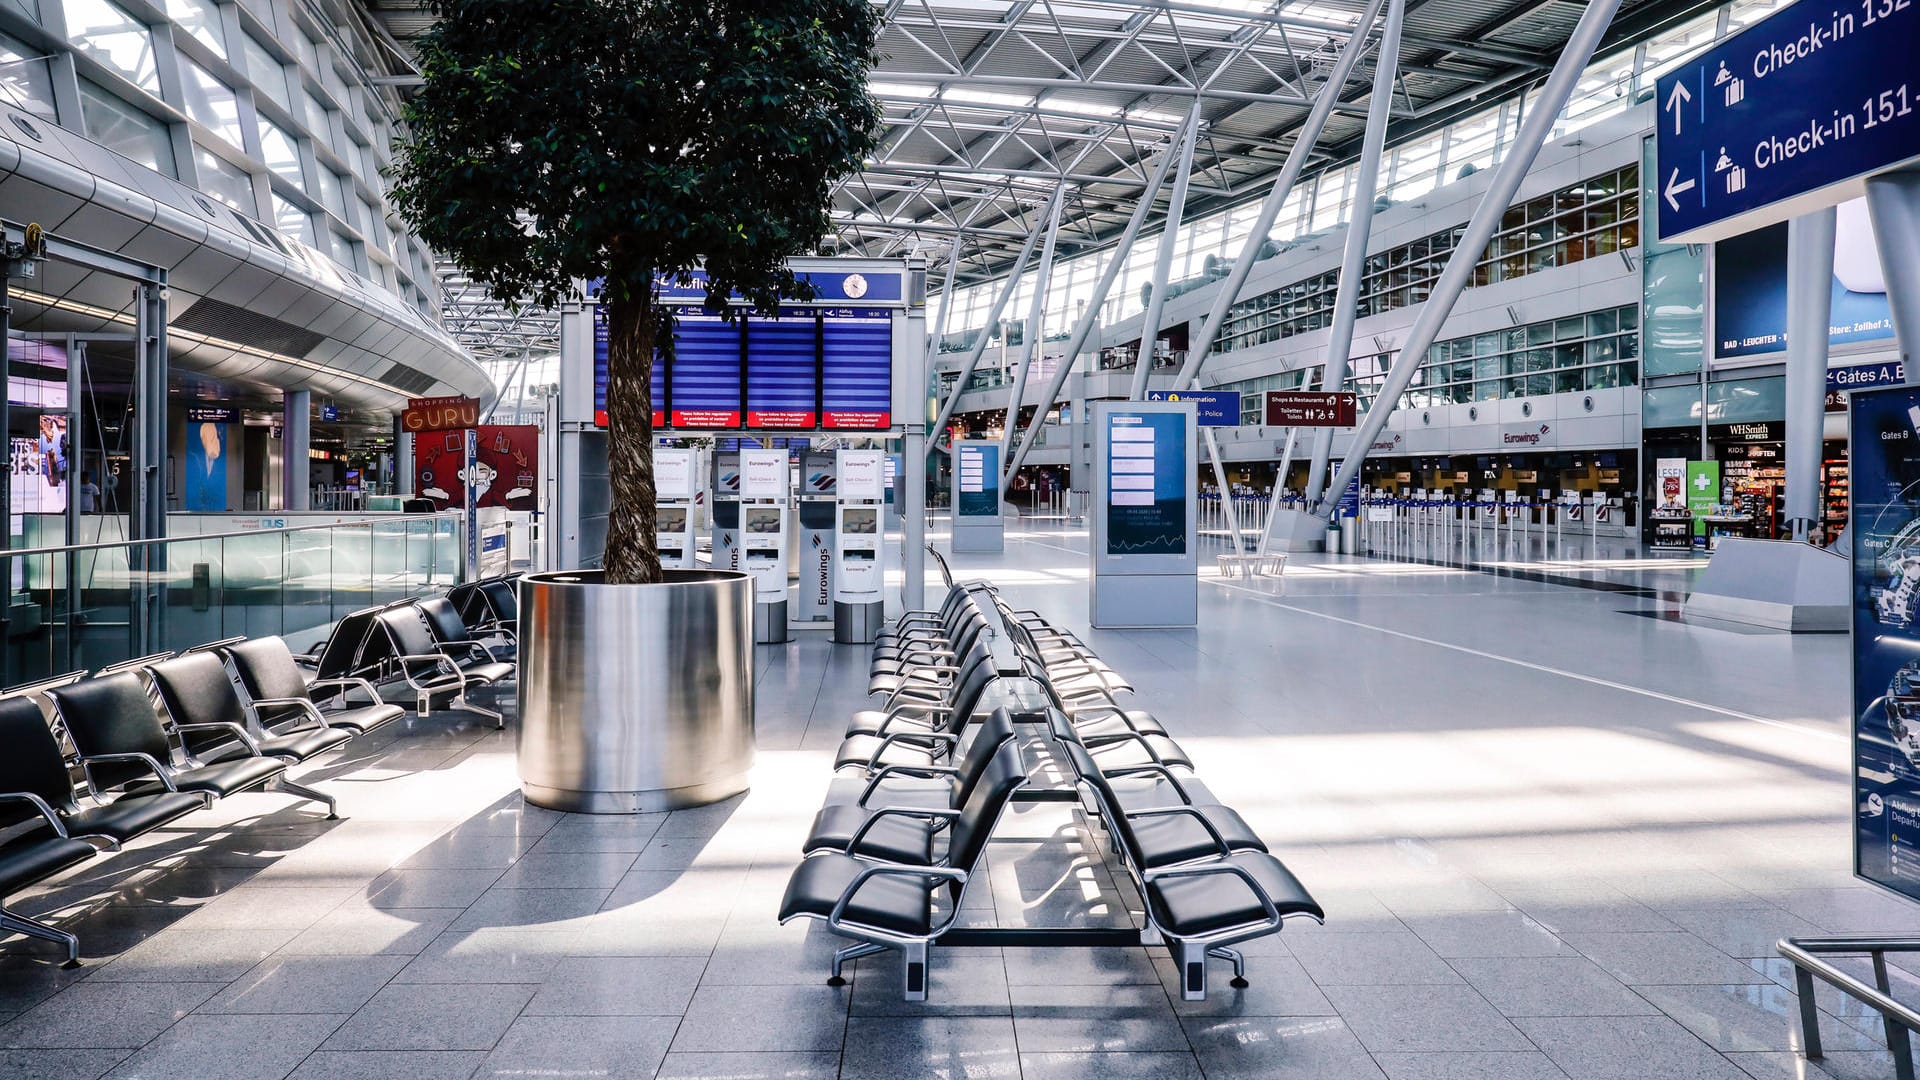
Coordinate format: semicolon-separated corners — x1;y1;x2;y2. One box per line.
710;451;742;571
798;450;838;623
833;448;887;643
740;448;790;643
655;446;699;569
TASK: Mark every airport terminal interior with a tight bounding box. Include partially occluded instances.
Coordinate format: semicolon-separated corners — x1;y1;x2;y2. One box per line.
2;0;1920;1076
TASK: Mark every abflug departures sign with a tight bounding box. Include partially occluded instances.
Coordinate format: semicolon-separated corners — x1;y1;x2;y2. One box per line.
1848;384;1920;902
1655;0;1920;244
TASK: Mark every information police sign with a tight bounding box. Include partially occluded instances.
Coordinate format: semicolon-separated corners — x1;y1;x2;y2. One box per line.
1655;0;1920;244
1145;389;1240;426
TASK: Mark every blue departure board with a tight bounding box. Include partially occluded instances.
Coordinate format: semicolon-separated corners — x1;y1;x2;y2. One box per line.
592;305;667;428
669;307;742;428
821;308;892;429
745;308;818;428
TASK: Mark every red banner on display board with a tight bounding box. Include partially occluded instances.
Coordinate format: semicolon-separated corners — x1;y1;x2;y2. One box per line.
823;410;891;429
413;425;538;511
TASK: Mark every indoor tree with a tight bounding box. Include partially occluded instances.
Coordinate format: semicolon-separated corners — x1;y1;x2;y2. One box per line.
391;0;882;584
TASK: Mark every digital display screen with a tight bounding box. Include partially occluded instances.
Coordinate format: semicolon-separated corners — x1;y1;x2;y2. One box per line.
593;304;666;428
744;507;783;534
1106;412;1187;556
670;308;742;428
746;308;818;428
842;507;877;534
657;506;687;533
821;308;892;429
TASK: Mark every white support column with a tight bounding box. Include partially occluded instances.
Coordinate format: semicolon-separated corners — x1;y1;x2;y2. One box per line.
1316;0;1626;518
1783;208;1835;542
1868;171;1920;379
1127;106;1204;402
1303;0;1405;506
282;389;311;512
1000;193;1066;464
1173;0;1389;389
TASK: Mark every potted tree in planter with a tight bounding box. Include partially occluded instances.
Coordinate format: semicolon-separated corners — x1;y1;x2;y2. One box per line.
391;0;882;811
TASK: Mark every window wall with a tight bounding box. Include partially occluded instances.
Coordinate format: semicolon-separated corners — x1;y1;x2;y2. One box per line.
0;0;441;314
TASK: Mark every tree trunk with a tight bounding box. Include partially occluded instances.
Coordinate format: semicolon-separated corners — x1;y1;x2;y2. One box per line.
601;282;663;585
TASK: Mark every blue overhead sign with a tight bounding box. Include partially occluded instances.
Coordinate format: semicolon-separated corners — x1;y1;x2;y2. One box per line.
1146;389;1240;426
1655;0;1920;244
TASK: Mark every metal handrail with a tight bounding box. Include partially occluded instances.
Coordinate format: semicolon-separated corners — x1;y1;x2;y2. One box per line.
1778;934;1919;1080
1;513;452;560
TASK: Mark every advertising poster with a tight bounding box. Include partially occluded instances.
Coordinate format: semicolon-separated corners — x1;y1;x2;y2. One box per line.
1655;458;1688;512
1847;384;1920;901
184;417;228;512
955;443;1000;518
1714;199;1896;361
1685;461;1720;522
10;415;68;515
414;425;538;511
1105;411;1187;556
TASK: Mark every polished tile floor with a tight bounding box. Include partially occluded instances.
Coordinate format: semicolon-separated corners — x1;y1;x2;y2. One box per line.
0;519;1906;1079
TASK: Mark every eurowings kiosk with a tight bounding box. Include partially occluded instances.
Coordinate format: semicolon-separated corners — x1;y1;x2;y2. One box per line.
797;449;838;624
951;440;1003;553
834;449;887;642
1090;400;1197;628
739;448;790;642
709;451;742;571
655;447;699;569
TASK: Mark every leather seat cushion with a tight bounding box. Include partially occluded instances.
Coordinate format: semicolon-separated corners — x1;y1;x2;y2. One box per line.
1061;705;1165;736
820;774;952;811
259;726;354;761
834;734;942;773
1146;852;1323;938
66;791;205;842
867;672;951;697
1125;805;1268;868
0;831;97;894
844;709;940;739
802;805;936;865
323;703;405;735
457;661;515;685
779;852;932;937
1106;773;1219;811
173;756;287;797
1088;733;1190;770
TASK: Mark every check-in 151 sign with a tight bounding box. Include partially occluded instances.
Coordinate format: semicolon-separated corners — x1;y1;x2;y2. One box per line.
1265;390;1357;427
1655;0;1920;243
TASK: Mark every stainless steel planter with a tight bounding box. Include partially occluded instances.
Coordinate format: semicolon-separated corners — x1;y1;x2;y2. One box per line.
517;569;754;812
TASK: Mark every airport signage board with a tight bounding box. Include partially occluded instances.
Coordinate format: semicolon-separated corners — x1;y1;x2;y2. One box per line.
1265;390;1358;427
954;442;1000;519
1828;360;1906;410
1655;0;1920;244
1146;389;1240;426
185;406;236;423
402;395;479;433
1848;383;1920;902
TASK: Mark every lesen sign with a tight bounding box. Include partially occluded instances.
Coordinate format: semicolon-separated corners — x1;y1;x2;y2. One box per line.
1264;390;1358;427
402;395;480;433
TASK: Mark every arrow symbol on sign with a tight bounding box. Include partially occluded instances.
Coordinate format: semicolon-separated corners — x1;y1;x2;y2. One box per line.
1664;168;1696;212
1665;80;1692;136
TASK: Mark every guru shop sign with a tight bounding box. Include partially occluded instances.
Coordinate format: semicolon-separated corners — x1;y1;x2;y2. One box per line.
402;395;480;433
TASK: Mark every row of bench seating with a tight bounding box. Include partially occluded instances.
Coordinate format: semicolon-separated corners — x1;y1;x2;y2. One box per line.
0;582;521;965
779;569;1321;1001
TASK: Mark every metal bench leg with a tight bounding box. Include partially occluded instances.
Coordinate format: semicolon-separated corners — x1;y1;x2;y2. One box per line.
828;941;885;986
459;690;505;729
272;775;338;819
1209;945;1249;988
1173;939;1208;1001
901;940;929;1002
0;907;79;967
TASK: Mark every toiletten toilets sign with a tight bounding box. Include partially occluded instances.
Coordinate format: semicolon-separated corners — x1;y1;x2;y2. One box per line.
1847;384;1920;901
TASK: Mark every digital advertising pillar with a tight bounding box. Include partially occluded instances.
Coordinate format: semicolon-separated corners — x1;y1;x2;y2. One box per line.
1090;400;1197;628
710;451;742;571
739;447;791;643
950;439;1004;553
833;448;887;643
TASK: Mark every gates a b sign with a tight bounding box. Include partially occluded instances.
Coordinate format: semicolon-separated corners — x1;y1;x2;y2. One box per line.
402;395;480;433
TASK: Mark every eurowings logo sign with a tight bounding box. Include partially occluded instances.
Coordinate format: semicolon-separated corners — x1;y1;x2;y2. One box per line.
1504;424;1553;446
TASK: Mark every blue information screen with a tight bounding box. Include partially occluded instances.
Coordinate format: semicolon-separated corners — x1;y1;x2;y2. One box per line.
1849;384;1920;902
821;308;893;430
592;304;668;428
669;306;742;428
746;308;818;429
1105;412;1187;556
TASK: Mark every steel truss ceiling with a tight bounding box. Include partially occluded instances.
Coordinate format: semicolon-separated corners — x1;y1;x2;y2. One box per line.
362;0;1715;335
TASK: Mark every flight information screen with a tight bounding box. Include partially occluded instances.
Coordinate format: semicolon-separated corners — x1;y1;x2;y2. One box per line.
745;308;818;428
820;308;893;429
668;307;742;428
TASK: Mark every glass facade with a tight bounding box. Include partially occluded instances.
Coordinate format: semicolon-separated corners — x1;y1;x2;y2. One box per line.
1214;167;1640;356
0;0;444;314
1222;305;1641;421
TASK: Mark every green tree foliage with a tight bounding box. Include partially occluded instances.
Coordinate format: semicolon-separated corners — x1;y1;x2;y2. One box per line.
391;0;882;583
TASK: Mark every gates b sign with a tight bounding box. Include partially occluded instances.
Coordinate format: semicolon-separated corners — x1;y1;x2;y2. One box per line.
402;396;480;433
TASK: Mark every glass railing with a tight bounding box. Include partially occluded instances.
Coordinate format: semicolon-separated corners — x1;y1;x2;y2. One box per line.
0;514;461;687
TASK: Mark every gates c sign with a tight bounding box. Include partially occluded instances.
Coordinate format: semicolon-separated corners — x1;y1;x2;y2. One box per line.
402;395;480;433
